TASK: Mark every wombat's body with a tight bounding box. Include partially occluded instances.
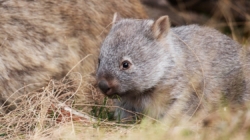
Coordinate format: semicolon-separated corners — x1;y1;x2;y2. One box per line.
96;15;249;121
0;0;147;112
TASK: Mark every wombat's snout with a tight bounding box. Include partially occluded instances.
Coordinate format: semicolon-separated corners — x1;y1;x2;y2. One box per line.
98;80;111;94
98;79;118;97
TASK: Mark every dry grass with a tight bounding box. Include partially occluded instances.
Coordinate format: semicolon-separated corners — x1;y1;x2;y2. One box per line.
1;55;250;140
1;0;250;139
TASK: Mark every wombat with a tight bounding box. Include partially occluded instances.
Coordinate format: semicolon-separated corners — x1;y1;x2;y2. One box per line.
96;14;249;121
0;0;147;113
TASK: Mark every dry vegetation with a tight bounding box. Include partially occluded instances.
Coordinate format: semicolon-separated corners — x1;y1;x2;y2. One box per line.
2;74;250;140
1;0;250;140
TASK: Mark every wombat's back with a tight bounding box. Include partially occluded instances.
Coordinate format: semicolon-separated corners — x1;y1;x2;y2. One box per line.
170;25;245;108
0;0;147;110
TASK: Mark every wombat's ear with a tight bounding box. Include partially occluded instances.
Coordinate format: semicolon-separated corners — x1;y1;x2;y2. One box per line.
112;13;122;25
151;16;170;40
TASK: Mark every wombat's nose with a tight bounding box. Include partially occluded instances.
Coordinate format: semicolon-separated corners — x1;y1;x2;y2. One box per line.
98;80;111;94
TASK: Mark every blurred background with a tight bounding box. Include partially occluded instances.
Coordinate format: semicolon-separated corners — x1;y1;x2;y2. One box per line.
141;0;250;43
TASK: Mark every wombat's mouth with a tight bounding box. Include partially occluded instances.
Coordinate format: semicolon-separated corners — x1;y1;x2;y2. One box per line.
105;94;122;99
103;87;156;99
104;91;131;99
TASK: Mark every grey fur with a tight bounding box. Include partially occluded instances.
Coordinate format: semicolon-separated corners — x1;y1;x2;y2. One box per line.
96;16;249;121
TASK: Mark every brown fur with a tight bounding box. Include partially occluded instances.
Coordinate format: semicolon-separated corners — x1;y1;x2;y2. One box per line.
0;0;147;112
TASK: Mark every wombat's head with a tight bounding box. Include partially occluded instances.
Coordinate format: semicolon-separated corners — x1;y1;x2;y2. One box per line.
96;14;171;98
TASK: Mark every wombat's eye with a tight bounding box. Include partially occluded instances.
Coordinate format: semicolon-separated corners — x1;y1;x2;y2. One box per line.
98;58;100;66
121;60;131;70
